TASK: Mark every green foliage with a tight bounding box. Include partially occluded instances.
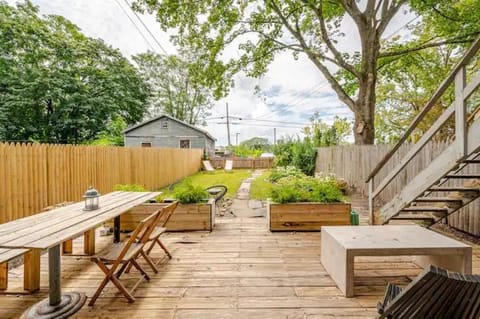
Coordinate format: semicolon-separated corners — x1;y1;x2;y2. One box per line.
291;140;317;176
173;182;209;204
268;166;304;183
229;144;263;158
303;114;351;147
273;138;317;176
0;1;149;144
270;175;343;204
240;137;271;150
90;116;127;146
133;51;214;125
315;172;349;194
113;184;148;192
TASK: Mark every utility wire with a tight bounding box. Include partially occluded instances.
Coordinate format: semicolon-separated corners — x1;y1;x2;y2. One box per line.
384;15;420;40
123;0;169;54
113;0;156;51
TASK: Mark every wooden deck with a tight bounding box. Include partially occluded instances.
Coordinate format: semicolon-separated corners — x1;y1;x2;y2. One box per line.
1;197;479;318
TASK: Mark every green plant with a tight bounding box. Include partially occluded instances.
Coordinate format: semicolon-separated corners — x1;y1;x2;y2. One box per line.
173;182;209;204
268;166;305;183
273;139;317;176
270;176;343;204
315;172;349;194
113;184;148;192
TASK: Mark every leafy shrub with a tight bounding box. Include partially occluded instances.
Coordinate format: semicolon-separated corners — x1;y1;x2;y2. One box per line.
174;182;208;204
270;175;343;204
268;166;305;183
113;184;148;192
315;172;349;194
274;140;317;176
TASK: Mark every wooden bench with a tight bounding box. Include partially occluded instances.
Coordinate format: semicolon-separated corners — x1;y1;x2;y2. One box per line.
321;225;472;297
0;248;40;293
377;265;480;318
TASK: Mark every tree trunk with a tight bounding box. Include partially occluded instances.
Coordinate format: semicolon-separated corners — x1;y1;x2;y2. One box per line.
353;106;375;144
354;27;380;145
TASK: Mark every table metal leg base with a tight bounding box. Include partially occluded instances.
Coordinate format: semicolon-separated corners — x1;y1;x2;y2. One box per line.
20;292;86;319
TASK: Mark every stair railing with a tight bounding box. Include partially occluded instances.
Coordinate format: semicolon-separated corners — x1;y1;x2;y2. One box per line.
366;36;480;224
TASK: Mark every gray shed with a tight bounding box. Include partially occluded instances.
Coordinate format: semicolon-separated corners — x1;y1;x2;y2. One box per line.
123;115;216;156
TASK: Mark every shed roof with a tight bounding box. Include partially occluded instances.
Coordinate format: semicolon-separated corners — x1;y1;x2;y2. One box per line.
123;114;216;142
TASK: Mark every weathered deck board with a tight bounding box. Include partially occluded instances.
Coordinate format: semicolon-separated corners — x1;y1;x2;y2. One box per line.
0;196;478;318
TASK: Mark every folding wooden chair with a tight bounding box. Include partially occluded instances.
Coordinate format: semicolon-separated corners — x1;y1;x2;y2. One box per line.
143;201;178;260
126;201;178;273
88;210;160;306
377;264;480;319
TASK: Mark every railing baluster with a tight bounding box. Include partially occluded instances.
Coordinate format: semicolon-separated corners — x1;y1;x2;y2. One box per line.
455;66;467;158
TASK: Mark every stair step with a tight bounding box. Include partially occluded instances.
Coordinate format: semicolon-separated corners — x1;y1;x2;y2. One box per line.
445;174;480;179
463;160;480;164
415;197;464;203
401;206;449;213
391;214;435;222
428;186;480;192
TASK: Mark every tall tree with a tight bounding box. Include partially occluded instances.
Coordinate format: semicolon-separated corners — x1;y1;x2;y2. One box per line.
375;3;480;143
132;0;479;144
0;1;149;143
133;52;215;125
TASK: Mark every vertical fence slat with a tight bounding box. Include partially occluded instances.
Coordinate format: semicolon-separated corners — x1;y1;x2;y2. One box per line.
0;143;202;224
315;144;480;236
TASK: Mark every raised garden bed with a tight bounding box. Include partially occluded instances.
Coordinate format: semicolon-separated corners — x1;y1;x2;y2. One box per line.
114;199;215;232
269;202;351;231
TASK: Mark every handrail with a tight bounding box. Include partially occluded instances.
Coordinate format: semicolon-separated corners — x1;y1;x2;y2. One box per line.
366;35;480;183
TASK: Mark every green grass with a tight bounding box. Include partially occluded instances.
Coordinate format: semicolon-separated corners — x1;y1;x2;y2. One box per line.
249;170;273;200
157;169;251;200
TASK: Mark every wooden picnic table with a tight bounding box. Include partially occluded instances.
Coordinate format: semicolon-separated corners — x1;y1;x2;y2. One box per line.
0;191;160;318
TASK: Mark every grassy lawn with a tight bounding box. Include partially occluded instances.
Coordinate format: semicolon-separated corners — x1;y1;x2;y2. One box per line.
249;169;273;200
158;169;251;200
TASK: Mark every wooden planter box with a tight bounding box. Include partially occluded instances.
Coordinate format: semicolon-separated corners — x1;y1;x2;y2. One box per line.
268;202;351;232
112;199;215;232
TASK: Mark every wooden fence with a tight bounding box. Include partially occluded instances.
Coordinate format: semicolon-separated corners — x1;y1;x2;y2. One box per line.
210;157;274;169
0;143;203;224
315;144;480;236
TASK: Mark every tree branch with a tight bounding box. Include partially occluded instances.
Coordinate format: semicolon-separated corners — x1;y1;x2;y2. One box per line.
377;0;408;36
268;0;356;111
379;33;479;58
300;0;360;78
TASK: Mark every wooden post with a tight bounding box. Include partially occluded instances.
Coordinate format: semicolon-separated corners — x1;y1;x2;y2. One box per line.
368;179;374;225
62;239;73;255
84;229;96;255
24;249;40;293
49;244;61;306
455;66;467;158
0;263;7;290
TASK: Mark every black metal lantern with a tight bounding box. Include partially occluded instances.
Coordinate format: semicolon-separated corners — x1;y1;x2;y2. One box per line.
83;186;100;211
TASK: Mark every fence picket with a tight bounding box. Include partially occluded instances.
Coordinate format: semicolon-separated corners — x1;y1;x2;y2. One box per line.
0;143;202;224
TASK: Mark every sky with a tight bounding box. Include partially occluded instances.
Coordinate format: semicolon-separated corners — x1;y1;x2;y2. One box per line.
13;0;416;146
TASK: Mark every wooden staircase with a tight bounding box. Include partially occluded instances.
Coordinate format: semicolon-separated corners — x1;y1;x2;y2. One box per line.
367;36;480;227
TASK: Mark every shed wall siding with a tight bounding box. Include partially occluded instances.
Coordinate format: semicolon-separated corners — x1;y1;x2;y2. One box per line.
124;118;214;152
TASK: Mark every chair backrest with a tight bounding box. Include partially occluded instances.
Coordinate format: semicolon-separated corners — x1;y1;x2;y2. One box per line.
115;211;159;263
157;201;179;228
382;265;480;318
225;160;233;171
202;160;214;171
137;208;164;244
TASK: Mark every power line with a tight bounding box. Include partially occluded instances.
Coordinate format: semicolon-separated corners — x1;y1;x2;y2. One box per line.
113;0;156;51
384;15;420;40
123;0;169;54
